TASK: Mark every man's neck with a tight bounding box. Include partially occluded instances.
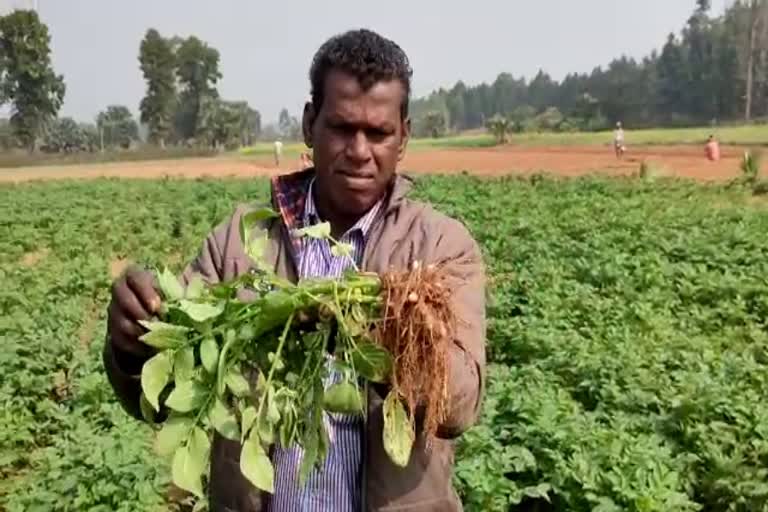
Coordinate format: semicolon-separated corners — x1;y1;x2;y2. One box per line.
312;187;361;239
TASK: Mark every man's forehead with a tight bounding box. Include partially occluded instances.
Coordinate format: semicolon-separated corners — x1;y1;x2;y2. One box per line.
323;69;404;108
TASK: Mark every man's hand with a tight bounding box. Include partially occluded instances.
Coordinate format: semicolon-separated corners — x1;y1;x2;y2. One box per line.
107;266;162;371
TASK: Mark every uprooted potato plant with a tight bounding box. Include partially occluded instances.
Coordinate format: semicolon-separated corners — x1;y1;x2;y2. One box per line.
136;208;456;498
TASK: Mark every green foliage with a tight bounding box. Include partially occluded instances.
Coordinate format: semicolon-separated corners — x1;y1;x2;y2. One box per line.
740;149;762;184
41;117;95;153
174;37;222;141
139;29;177;147
0;10;65;152
97;105;140;149
3;176;768;510
486;114;514;144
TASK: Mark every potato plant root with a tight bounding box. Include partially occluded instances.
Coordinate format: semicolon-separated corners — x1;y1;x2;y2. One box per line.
377;262;456;440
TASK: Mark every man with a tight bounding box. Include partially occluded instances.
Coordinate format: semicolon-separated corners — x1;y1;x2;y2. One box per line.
705;134;720;162
613;121;625;159
273;139;283;167
104;28;486;512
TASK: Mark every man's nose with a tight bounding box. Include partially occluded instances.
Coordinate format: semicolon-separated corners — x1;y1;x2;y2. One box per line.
346;131;372;162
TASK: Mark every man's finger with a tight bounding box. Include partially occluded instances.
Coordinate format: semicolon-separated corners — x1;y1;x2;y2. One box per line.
112;279;151;321
126;269;162;314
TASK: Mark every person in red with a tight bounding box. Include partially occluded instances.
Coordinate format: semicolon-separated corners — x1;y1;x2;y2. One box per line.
706;135;720;162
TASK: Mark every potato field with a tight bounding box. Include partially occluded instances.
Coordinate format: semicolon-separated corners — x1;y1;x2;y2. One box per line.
2;174;768;511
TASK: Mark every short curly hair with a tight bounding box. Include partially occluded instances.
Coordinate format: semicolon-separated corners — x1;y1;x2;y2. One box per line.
309;29;413;119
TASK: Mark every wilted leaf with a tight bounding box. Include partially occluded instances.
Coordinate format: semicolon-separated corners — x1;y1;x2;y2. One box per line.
139;321;190;349
209;397;240;441
155;416;193;457
240;432;274;493
352;343;392;383
166;380;208;413
158;267;184;301
383;391;414;467
174;347;195;382
141;351;173;412
178;299;224;323
200;336;219;375
323;382;364;415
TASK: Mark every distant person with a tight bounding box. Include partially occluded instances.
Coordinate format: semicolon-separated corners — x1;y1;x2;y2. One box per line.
706;135;720;162
613;122;626;159
273;139;284;167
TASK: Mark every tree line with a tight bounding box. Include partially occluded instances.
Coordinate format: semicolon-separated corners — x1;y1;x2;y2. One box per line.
411;0;768;138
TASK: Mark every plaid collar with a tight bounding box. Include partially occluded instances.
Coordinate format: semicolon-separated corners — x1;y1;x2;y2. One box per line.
270;168;385;251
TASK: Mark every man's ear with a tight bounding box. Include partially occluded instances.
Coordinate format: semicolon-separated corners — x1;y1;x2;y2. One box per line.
302;101;315;148
398;117;411;162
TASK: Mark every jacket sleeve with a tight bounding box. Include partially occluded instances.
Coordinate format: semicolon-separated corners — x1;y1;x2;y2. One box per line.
432;217;487;439
103;222;228;421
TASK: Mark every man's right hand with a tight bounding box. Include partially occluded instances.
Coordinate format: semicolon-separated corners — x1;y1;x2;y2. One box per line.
107;266;162;371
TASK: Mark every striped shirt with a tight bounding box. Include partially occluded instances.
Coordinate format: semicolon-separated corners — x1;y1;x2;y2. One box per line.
269;178;384;512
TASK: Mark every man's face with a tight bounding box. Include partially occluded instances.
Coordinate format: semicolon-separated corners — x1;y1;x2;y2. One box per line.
304;69;410;217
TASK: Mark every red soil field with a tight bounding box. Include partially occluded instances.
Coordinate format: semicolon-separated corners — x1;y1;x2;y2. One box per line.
0;144;756;183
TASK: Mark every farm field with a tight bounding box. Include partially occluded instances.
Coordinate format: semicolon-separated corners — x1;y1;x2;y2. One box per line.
0;143;762;183
2;174;768;511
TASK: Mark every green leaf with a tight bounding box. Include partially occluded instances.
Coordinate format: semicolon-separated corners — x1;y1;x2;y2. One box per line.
141;351;173;412
298;428;319;486
522;483;552;502
294;222;331;240
383;391;414;467
331;241;355;259
139;393;157;424
178;299;224;323
323;382;364;415
209;397;240;441
185;275;205;299
246;233;269;266
352;343;393;383
158;267;184;301
165;380;208;413
225;368;251;398
200;336;219;375
240;208;280;247
174;347;195;382
241;405;258;442
171;427;210;498
155;416;194;457
139;321;190;349
240;432;274;493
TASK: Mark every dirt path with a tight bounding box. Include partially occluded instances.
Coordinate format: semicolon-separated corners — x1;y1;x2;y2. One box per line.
0;145;756;183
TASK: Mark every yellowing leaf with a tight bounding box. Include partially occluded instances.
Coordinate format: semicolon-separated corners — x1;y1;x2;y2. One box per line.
323;382;364;415
155;416;193;457
225;368;251;398
158;267;184;301
240;432;274;493
209;397;240;441
240;405;258;442
165;380;208;413
139;321;190;349
174;347;195;382
141;351;173;412
383;391;414;468
200;336;219;375
294;222;331;240
184;275;205;299
331;242;355;259
178;299;224;323
171;427;210;498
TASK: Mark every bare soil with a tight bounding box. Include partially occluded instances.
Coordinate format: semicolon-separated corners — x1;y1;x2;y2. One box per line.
0;145;757;183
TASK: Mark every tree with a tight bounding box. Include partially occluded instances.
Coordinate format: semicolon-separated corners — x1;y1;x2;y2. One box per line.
422;111;447;138
139;29;177;148
42;117;86;153
486;114;514;144
0;10;65;152
174;36;221;141
745;0;768;120
277;108;300;140
97;105;139;149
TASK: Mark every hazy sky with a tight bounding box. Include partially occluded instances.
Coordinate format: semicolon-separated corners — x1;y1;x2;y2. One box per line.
15;0;731;123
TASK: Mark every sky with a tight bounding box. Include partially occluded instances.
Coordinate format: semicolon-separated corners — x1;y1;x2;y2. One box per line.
4;0;731;124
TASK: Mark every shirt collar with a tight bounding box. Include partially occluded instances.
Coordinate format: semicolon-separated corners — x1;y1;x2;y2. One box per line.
303;177;383;239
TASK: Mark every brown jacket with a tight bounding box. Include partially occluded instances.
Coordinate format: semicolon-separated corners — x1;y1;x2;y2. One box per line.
103;170;486;512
